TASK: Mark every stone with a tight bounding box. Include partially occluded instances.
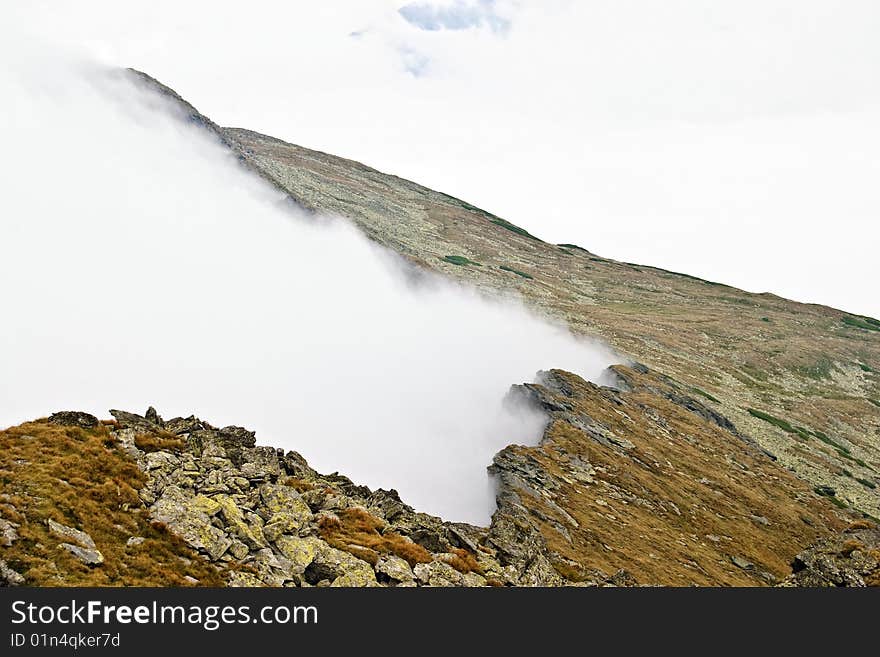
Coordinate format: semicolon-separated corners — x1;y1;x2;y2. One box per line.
47;519;97;550
413;561;464;587
60;543;104;566
250;548;295;586
109;409;160;433
0;518;19;547
730;555;754;570
228;540;250;560
48;411;99;429
274;536;323;575
164;415;207;435
212;494;266;549
0;559;25;586
227;571;265;587
257;484;312;537
145;406;164;426
304;545;375;586
191;495;222;517
375;554;414;583
144;451;179;472
126;536;146;548
152;485;232;560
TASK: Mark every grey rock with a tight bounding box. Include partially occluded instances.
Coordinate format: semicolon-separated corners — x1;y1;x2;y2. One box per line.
152;485;232;560
47;519;97;550
48;411;99;429
0;559;25;586
0;518;19;547
60;543;104;566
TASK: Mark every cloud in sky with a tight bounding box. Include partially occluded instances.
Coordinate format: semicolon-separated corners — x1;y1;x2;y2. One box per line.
399;0;510;34
6;1;880;320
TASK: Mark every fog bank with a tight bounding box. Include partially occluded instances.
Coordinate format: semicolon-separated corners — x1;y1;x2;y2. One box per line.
0;42;618;525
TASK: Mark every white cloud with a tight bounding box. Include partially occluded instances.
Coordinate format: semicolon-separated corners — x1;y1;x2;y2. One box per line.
0;36;619;525
10;0;864;317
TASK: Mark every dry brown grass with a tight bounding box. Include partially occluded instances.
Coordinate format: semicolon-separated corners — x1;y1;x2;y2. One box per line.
281;477;315;492
134;431;184;453
846;519;876;531
317;508;432;567
509;368;847;586
0;420;225;586
839;539;864;557
443;547;483;574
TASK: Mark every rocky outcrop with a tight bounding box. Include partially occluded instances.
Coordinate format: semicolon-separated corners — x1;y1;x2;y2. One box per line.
94;363;852;587
779;521;880;587
110;408;545;587
489;366;850;586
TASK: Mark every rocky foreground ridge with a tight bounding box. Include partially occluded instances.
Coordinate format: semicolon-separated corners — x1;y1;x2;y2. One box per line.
2;365;875;587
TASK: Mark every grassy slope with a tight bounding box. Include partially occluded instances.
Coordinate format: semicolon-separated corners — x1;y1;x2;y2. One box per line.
0;420;225;586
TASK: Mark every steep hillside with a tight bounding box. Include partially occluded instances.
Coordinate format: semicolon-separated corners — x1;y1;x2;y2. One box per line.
2;374;862;586
2;69;877;588
127;69;880;520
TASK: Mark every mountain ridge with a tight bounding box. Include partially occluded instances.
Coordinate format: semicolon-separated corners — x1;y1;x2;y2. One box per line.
1;69;878;587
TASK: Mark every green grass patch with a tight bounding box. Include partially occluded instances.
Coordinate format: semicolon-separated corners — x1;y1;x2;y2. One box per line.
741;365;768;382
842;316;880;332
857;478;877;490
747;408;812;440
442;255;481;267
828;496;848;509
857;363;874;373
813;430;851;454
870;399;880;408
691;387;720;404
499;265;533;280
760;317;771;323
748;408;796;433
797;358;835;381
557;243;590;253
489;218;542;241
813;485;848;508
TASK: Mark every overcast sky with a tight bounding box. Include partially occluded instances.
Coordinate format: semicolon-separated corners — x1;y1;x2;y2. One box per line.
11;1;880;318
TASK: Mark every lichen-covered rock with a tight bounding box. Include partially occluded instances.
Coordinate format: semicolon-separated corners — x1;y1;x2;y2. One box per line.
214;494;266;550
306;545;375;586
274;536;323;575
0;559;25;586
48;411;99;429
59;543;104;566
152;485;232;559
47;519;98;551
0;518;19;547
375;554;414;584
779;522;880;587
413;561;465;587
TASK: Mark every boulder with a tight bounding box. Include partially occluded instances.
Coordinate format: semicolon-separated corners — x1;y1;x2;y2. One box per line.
375;554;414;583
152;485;232;560
47;519;98;550
0;518;19;547
60;543;104;566
48;411;99;429
0;559;25;586
274;535;323;575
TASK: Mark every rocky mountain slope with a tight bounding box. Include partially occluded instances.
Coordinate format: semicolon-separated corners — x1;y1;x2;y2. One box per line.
126;70;879;521
2;70;878;587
